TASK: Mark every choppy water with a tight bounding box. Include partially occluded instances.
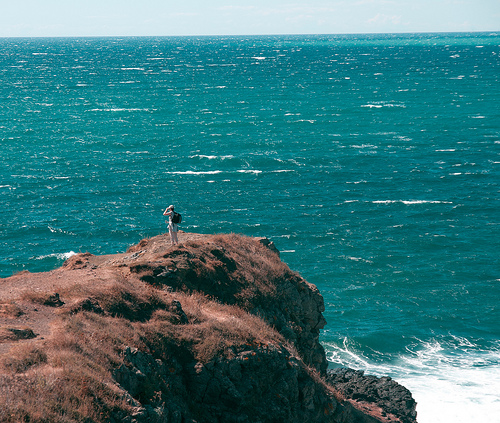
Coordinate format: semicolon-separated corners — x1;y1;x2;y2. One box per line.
1;33;499;422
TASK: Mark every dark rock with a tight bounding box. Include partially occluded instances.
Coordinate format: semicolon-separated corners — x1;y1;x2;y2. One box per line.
70;297;104;315
43;293;64;307
326;367;417;423
256;237;280;257
113;344;342;423
7;327;37;340
166;300;189;324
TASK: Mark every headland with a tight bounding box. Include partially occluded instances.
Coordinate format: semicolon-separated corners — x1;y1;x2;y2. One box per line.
0;232;416;422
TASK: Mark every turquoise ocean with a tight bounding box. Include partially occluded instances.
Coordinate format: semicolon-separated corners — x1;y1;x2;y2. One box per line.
1;33;499;422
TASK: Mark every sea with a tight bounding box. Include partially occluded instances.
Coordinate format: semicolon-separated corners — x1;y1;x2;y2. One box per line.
1;32;499;422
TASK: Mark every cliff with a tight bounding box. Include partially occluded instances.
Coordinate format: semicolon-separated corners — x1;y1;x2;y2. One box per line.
0;232;416;423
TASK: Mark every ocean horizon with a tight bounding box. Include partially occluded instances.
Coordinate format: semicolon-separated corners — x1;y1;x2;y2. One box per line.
1;32;499;422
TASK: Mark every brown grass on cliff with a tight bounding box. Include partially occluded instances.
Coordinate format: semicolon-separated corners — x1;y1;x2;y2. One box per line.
0;273;287;421
150;233;294;311
0;233;324;422
0;302;24;319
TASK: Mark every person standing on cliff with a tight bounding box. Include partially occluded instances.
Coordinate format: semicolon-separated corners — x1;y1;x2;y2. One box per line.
163;205;179;246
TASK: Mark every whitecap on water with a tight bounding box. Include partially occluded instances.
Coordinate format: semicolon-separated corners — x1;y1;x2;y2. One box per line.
237;170;262;174
372;200;453;205
88;108;153;112
398;338;500;423
325;336;500;423
168;170;223;175
35;251;77;261
189;154;235;160
47;225;77;235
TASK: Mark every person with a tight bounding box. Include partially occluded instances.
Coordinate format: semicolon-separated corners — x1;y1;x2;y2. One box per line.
163;205;179;245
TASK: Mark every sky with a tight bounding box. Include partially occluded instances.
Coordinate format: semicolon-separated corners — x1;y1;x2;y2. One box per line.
0;0;499;37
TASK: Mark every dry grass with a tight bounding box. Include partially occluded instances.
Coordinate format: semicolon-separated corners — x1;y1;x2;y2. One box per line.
151;291;286;363
156;233;294;311
0;367;130;422
0;275;287;421
0;233;319;422
20;290;52;305
0;344;47;373
0;302;24;319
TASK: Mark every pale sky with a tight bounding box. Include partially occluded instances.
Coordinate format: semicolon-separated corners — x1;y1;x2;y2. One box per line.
0;0;499;37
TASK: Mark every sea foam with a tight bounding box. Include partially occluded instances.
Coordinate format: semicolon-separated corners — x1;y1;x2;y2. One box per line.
326;336;500;423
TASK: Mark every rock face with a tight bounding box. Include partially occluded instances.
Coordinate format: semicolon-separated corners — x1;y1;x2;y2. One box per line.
113;344;339;423
126;233;328;375
0;232;417;423
327;368;417;423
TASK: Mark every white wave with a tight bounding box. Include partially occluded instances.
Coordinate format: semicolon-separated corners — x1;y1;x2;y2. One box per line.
125;151;150;156
47;225;77;235
325;336;500;423
190;154;235;160
121;67;145;71
352;144;377;149
169;170;223;175
237;170;262;174
89;108;151;112
400;339;500;423
36;251;77;261
361;104;383;108
361;102;406;108
341;255;374;264
196;155;218;159
372;200;453;205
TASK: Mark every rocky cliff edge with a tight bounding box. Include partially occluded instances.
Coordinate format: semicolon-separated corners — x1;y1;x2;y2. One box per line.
0;232;416;423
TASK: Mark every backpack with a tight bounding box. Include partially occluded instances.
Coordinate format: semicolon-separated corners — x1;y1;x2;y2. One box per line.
172;212;182;224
